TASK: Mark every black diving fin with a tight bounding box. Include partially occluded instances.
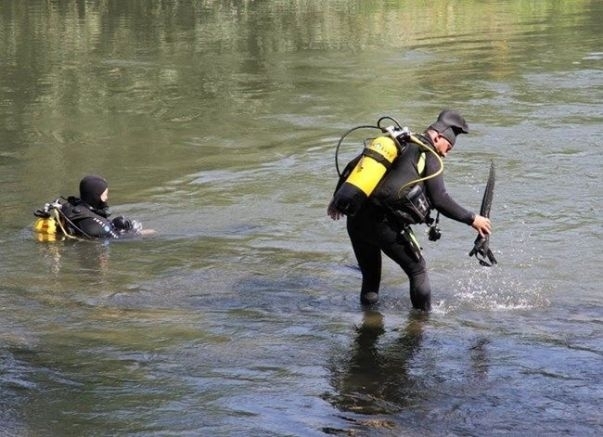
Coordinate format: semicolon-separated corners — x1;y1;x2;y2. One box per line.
469;161;497;266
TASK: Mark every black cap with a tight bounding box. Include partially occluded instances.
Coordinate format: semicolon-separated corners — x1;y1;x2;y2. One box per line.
79;175;108;208
428;110;469;146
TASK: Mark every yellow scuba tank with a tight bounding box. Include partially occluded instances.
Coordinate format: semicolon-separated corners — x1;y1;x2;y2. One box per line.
33;216;59;242
33;200;68;242
333;135;399;215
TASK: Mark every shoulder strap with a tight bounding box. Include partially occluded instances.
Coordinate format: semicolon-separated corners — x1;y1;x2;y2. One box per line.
417;152;426;175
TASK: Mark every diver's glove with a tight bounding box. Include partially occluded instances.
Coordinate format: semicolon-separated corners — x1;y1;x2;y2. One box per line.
112;216;133;231
112;216;143;234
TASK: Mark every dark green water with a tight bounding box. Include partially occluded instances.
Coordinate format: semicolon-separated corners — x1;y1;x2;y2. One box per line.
1;1;602;435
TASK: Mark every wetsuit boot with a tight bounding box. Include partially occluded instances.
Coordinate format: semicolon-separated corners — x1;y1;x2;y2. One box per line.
360;291;379;305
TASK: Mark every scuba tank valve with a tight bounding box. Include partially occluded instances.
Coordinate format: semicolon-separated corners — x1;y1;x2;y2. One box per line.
383;125;410;147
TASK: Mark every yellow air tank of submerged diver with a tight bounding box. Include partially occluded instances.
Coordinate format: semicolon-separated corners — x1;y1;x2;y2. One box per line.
32;200;67;242
33;216;59;242
333;135;399;215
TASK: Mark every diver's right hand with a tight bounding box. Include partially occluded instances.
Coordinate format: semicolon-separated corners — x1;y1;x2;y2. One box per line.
327;199;344;220
471;214;492;237
112;216;133;231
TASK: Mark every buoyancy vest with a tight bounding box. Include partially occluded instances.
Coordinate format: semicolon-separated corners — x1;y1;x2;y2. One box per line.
371;141;424;202
60;198;117;239
61;199;97;221
370;141;432;225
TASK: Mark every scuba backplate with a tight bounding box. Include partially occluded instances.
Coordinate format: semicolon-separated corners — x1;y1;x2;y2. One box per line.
333;135;400;215
332;118;412;216
333;116;444;218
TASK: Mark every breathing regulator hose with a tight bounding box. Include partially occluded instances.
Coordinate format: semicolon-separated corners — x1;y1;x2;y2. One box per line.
334;124;379;177
398;133;444;197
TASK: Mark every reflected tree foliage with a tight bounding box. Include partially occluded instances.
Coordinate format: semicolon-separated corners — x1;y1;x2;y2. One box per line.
0;0;600;212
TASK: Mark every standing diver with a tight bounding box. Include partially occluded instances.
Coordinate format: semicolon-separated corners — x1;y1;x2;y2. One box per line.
327;110;492;311
34;175;152;240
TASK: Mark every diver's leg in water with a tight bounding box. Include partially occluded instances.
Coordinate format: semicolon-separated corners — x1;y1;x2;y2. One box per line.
353;239;382;304
347;219;382;304
382;240;432;311
407;261;431;311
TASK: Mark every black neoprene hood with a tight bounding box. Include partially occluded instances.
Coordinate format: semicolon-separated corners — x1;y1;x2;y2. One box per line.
428;110;469;146
79;175;108;208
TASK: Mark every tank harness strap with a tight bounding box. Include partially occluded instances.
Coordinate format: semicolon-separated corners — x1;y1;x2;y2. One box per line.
417;152;426;175
52;208;81;240
362;147;394;169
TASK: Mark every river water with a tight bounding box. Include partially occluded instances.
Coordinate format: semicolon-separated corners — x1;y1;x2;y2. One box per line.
1;1;601;436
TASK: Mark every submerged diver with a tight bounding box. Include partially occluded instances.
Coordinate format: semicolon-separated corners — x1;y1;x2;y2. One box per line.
34;175;151;240
327;110;492;311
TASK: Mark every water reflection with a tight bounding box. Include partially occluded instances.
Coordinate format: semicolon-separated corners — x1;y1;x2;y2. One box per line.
326;311;427;415
37;241;111;276
2;0;602;434
469;337;490;381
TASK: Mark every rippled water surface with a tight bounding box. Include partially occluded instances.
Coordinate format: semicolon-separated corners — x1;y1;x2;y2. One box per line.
1;1;602;435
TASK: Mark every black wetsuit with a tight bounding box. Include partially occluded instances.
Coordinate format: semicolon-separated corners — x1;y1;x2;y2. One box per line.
36;176;139;240
60;197;122;239
336;134;475;311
